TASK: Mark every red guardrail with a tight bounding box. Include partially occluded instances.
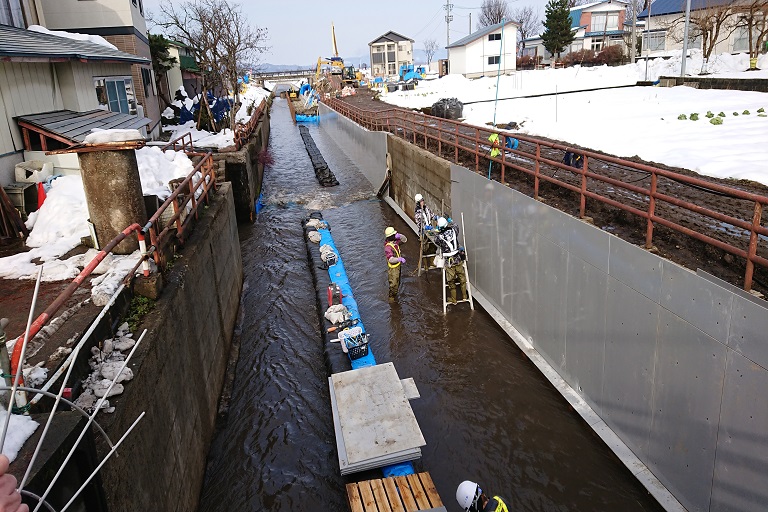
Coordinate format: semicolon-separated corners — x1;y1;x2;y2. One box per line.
324;97;768;292
234;99;267;150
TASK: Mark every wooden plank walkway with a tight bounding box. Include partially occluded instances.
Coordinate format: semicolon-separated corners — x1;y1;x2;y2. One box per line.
346;472;444;512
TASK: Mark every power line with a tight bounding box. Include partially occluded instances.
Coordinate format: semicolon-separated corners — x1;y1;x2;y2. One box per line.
412;6;445;37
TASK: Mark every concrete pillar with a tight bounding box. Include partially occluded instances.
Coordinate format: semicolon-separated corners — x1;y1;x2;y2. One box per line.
78;149;147;254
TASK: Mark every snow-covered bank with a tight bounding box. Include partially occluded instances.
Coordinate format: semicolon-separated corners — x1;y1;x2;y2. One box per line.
382;51;768;186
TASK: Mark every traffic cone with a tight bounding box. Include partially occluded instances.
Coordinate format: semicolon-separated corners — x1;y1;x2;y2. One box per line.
37;182;46;208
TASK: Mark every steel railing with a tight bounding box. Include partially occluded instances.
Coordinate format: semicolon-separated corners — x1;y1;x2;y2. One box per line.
234;99;267;150
324;97;768;292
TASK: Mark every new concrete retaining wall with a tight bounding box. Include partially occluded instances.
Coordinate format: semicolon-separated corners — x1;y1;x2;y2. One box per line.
97;182;243;512
319;103;768;512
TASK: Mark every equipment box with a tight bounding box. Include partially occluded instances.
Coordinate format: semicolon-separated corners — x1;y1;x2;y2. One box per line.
3;182;38;217
339;326;369;360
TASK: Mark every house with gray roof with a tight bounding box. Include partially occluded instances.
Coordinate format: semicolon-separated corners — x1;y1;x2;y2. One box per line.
0;22;150;186
447;20;519;78
369;31;414;77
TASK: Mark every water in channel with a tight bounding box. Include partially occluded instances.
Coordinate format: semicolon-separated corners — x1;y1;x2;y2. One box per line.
197;97;665;512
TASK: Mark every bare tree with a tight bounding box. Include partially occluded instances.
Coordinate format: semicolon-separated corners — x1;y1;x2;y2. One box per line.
663;0;737;73
732;0;768;69
512;6;541;53
479;0;510;27
568;0;591;7
424;39;439;65
155;0;268;130
622;0;643;61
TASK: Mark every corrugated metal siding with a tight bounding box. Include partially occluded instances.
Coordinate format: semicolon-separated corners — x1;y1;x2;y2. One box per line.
71;61;133;110
0;62;62;153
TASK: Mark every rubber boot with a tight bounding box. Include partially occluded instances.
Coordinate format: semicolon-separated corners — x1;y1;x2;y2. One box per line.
449;285;457;304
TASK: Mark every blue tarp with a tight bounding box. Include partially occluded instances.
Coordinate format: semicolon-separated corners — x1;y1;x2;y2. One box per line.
296;114;319;123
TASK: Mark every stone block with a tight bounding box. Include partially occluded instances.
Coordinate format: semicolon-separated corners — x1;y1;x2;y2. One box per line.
133;272;164;300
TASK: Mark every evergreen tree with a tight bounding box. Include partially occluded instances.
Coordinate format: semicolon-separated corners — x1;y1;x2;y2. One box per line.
541;0;574;60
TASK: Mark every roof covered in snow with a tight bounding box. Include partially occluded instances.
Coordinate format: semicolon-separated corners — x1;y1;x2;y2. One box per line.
446;20;520;49
0;24;149;64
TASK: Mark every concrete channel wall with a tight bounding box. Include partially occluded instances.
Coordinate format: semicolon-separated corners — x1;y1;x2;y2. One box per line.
319;103;768;512
98;183;243;512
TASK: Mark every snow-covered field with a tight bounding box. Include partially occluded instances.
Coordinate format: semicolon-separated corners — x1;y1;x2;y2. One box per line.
384;51;768;186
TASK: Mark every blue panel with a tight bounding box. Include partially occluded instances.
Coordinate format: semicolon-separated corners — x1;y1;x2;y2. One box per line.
564;255;608;413
608;236;663;302
660;261;733;343
603;277;659;459
568;219;610;273
711;351;768;512
534;236;568;370
649;308;727;512
727;293;768;369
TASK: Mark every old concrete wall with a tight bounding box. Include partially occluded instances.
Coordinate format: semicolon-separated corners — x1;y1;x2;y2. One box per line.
214;102;272;223
660;76;768;93
387;136;452;220
97;182;242;512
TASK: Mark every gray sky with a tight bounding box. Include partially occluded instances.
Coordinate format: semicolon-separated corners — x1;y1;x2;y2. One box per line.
143;0;550;66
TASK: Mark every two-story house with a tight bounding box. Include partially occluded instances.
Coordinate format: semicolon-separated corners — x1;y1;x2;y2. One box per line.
369;31;414;78
524;0;629;64
34;0;161;137
447;20;519;78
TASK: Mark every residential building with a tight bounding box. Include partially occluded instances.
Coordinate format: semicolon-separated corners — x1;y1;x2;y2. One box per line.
524;0;629;64
369;31;414;77
0;23;150;186
637;0;764;56
446;20;519;78
162;41;204;102
34;0;161;136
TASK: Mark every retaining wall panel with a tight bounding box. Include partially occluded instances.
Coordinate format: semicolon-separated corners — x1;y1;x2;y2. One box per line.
497;189;515;313
710;351;768;512
569;218;610;273
649;309;728;512
608;236;663;302
509;193;538;342
726;293;768;369
564;255;608;413
535;199;571;250
534;236;568;370
660;262;733;344
603;277;659;460
474;183;501;305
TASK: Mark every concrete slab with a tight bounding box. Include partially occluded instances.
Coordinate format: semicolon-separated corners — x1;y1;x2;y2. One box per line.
401;378;420;400
331;363;425;466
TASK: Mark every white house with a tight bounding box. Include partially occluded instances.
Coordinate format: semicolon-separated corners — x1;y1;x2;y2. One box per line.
637;0;764;57
524;0;630;65
369;31;414;78
446;20;519;78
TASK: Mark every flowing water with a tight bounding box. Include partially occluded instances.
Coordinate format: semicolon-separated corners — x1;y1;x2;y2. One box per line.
197;98;665;512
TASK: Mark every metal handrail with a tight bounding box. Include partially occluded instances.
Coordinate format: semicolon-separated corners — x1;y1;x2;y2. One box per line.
324;97;768;292
234;99;267;149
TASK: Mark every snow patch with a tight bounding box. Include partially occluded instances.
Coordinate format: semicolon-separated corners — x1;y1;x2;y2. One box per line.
84;129;144;144
28;25;118;50
0;412;38;463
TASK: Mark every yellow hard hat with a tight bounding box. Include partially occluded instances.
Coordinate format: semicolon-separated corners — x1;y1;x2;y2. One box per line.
384;226;397;237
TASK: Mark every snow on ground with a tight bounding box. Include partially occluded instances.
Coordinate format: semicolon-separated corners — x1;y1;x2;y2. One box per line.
0;148;194;287
236;84;271;121
27;25;118;50
0;412;38;463
383;51;768;185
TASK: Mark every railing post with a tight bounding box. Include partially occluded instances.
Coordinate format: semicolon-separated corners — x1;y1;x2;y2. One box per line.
534;144;540;200
455;123;459;163
501;137;506;186
475;127;480;173
646;173;657;249
744;201;763;291
438;119;442;155
579;155;588;218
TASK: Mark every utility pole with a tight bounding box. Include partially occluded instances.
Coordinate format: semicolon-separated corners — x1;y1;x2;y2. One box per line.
630;0;637;63
680;0;692;76
469;13;472;34
444;0;454;46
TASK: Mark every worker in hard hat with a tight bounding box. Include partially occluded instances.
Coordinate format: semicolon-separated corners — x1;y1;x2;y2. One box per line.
456;480;508;512
384;226;407;302
434;217;467;304
414;193;435;237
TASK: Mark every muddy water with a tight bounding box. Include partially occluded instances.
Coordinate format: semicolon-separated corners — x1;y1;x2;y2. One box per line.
197;98;665;512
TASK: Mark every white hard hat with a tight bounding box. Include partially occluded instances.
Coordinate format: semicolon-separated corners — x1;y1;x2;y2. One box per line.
384;226;397;238
415;193;424;202
437;217;448;229
456;480;480;511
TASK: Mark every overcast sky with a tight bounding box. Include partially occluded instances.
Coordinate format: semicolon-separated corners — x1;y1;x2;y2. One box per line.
142;0;552;66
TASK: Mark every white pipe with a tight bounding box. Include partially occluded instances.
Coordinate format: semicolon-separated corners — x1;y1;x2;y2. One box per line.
32;330;146;512
138;239;150;277
20;283;125;488
30;284;125;406
0;266;42;453
59;411;145;512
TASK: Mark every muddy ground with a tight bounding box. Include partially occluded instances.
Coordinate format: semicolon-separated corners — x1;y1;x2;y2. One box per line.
337;87;768;298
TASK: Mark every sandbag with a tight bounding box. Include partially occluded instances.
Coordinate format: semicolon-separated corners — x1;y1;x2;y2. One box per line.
431;97;463;120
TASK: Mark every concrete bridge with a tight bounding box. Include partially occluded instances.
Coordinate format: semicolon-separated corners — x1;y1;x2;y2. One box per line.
252;68;315;85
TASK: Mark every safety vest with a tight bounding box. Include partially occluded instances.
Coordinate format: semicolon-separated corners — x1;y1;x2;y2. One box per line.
438;227;459;257
485;496;509;512
386;241;401;268
488;133;501;158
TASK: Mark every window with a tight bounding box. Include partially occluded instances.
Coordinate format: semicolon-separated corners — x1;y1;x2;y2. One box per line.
0;0;24;28
642;32;665;52
387;44;395;51
387;51;395;62
387;63;396;75
372;53;384;64
94;77;137;115
488;55;500;65
488;33;501;41
591;13;619;32
398;44;406;51
591;38;604;52
733;26;749;52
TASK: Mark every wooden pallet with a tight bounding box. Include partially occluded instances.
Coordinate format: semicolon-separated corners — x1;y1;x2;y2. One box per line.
346;472;444;512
